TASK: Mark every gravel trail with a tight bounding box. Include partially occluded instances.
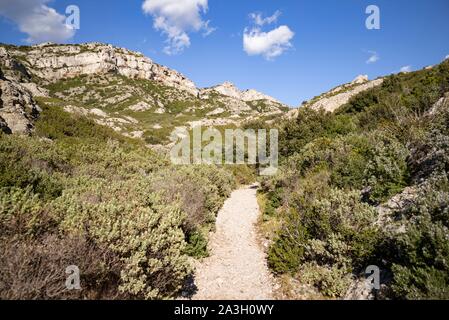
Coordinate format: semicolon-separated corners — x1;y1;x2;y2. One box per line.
192;184;274;300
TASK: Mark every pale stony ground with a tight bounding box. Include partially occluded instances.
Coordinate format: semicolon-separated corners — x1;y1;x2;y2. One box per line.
191;184;275;300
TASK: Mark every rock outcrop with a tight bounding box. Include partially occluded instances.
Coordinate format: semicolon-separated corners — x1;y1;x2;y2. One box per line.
284;75;383;119
0;77;41;134
6;43;199;96
428;92;449;115
0;47;31;82
0;43;289;140
201;81;281;103
351;75;369;85
308;77;384;113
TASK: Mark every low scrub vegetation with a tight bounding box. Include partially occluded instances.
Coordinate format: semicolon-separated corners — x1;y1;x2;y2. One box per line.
262;60;449;299
0;103;236;299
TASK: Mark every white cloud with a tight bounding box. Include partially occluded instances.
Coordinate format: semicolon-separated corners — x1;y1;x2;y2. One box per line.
244;26;294;60
142;0;214;55
400;65;412;73
0;0;75;44
202;20;216;37
445;54;449;60
366;51;379;64
249;10;281;26
243;11;294;60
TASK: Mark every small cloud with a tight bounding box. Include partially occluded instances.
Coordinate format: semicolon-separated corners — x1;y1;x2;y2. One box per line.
0;0;75;44
400;65;412;73
366;51;379;64
445;54;449;60
243;11;294;60
142;0;214;55
243;26;294;60
202;20;216;37
249;10;281;26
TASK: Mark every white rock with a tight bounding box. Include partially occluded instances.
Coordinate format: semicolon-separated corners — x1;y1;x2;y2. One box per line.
351;75;369;85
21;43;199;96
89;108;108;118
207;107;225;116
309;78;384;113
128;101;152;112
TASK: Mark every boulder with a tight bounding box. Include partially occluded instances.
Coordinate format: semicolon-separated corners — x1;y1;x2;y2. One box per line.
0;78;41;134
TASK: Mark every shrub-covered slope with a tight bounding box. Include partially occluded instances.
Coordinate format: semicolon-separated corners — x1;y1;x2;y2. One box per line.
0;43;288;144
0;101;236;299
261;59;449;299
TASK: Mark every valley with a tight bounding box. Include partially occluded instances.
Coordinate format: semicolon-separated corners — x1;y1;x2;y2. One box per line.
1;40;449;301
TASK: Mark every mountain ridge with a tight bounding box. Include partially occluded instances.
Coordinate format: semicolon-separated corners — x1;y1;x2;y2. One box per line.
0;42;286;105
0;42;289;143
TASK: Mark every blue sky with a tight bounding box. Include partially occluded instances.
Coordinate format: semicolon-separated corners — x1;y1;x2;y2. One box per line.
1;0;448;106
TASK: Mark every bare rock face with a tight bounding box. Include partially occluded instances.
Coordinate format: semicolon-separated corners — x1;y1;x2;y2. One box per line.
201;81;281;103
285;108;299;119
10;43;198;96
284;75;382;120
199;81;288;116
0;116;11;134
20;83;49;98
309;78;384;113
205;81;242;100
428;92;449;115
0;76;41;134
351;75;369;85
0;47;31;82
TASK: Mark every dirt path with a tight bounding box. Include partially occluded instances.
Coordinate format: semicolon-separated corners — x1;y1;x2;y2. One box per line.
192;184;274;300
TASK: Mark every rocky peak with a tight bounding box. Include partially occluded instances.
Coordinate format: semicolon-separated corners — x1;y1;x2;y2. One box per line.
241;89;280;103
0;76;41;134
208;82;242;100
3;43;199;96
351;75;369;85
307;77;384;113
201;81;281;103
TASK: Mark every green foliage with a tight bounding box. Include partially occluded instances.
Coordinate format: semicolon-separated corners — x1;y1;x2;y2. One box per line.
387;177;449;299
268;189;379;293
279;108;356;158
0;104;235;299
185;230;209;258
263;187;283;216
262;61;449;298
363;132;410;203
299;262;353;298
280;131;408;204
35;101;131;144
339;60;449;133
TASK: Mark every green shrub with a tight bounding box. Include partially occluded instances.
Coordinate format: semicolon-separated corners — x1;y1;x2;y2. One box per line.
299;262;352;298
185;230;209;258
388;177;449;299
268;189;379;281
264;59;449;299
363;132;410;203
279;108;356;158
0;103;236;300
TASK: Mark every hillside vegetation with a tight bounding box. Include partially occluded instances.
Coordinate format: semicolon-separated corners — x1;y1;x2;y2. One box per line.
0;43;288;144
0;101;237;299
261;60;449;299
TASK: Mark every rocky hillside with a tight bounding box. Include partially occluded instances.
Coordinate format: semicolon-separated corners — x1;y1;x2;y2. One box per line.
0;42;289;144
0;61;41;134
260;58;449;300
286;75;384;119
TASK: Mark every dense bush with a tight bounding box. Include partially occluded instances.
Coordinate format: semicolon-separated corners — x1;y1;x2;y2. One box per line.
279;108;356;158
0;102;235;300
268;189;380;296
385;177;449;299
263;59;449;299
